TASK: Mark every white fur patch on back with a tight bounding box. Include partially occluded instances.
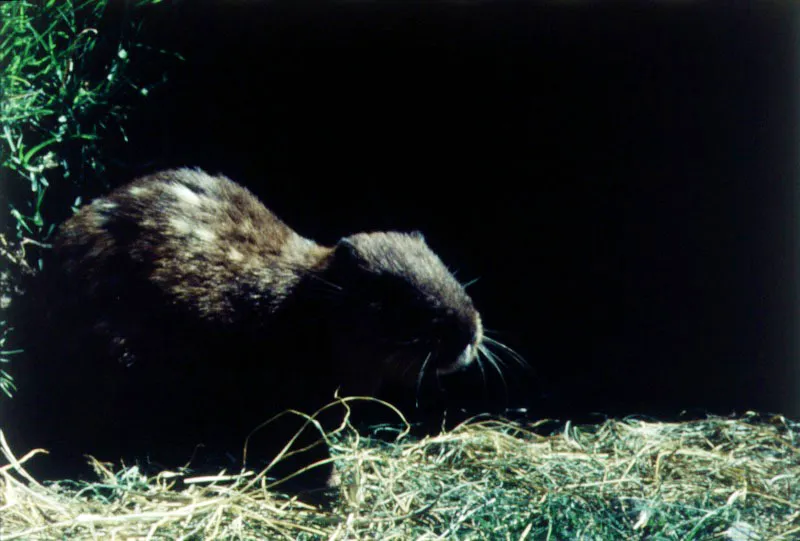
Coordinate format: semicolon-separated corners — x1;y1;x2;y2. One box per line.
90;200;117;227
169;217;193;235
128;185;150;197
185;169;218;189
169;182;202;207
194;228;216;242
92;200;117;211
228;248;244;262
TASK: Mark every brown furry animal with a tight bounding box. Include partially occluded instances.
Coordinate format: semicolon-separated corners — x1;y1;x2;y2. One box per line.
10;168;486;494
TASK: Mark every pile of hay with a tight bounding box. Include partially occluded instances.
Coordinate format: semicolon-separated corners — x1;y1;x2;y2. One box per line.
1;409;798;539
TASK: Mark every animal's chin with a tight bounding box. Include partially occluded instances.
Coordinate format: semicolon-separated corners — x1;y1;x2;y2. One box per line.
436;343;478;376
381;340;480;386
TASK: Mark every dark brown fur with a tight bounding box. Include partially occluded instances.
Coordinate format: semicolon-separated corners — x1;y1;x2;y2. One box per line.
7;168;484;494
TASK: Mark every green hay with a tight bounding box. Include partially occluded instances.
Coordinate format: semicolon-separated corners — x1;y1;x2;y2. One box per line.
1;406;798;540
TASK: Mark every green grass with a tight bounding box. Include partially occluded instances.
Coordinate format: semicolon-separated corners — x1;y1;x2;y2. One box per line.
1;403;797;540
0;0;172;398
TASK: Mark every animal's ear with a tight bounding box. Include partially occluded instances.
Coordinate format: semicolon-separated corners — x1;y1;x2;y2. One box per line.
336;237;355;249
334;237;361;261
410;230;425;242
332;237;371;274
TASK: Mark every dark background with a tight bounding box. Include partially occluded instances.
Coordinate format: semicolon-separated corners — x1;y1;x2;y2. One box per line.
99;1;798;422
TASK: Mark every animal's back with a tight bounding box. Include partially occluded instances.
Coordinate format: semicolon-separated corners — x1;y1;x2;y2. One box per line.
56;168;323;326
8;170;336;482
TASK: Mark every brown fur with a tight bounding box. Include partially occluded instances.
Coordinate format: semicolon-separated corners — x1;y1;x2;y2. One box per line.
11;168;484;494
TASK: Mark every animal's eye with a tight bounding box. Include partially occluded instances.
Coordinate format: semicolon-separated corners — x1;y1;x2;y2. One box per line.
386;297;434;336
356;276;429;331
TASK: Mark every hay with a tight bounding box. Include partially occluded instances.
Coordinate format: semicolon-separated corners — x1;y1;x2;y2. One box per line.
1;407;798;539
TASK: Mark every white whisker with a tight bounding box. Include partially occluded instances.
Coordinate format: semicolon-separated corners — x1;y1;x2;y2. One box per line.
462;277;480;289
479;344;509;405
415;352;433;408
474;347;488;394
482;335;529;370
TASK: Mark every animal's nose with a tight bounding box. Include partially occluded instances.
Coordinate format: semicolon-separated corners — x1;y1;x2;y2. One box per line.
436;342;476;375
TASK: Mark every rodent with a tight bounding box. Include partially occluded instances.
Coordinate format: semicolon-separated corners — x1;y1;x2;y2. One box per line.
10;168;486;494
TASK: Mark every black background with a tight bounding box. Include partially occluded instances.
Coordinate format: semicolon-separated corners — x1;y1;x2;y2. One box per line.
99;1;798;422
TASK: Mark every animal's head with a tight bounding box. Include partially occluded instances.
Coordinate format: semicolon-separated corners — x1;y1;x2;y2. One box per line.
319;231;483;389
